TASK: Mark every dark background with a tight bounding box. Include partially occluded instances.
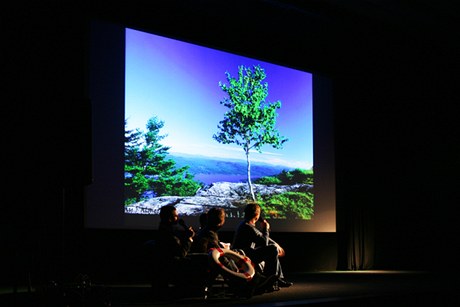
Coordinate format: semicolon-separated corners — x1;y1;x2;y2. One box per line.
3;0;458;287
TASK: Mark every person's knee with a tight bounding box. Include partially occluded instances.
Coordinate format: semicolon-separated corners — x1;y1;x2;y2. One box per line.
256;245;278;263
267;244;278;257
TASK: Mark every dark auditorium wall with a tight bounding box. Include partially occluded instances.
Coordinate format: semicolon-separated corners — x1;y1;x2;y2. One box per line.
3;1;458;287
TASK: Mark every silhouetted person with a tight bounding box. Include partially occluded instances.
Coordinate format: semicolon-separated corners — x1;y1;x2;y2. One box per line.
192;207;277;296
232;202;293;289
152;205;207;299
192;208;226;252
156;205;195;261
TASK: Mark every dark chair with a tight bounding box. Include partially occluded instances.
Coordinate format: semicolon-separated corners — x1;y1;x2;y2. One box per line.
143;240;259;301
143;240;221;301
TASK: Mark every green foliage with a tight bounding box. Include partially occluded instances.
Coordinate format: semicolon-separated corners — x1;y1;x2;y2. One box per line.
259;191;314;220
124;117;202;205
254;176;282;185
213;65;288;153
278;168;313;185
213;65;288;200
254;168;314;220
255;168;313;185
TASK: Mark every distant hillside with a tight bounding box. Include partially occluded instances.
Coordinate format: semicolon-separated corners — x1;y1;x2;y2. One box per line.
169;153;291;185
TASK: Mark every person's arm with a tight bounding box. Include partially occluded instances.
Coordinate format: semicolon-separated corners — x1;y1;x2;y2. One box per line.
269;238;286;257
158;225;194;259
178;235;193;258
191;235;210;253
259;219;271;246
260;219;284;255
233;222;267;250
191;229;222;253
208;231;222;250
232;223;252;250
178;225;195;257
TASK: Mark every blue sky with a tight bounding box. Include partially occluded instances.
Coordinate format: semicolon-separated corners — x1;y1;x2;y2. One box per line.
125;28;313;169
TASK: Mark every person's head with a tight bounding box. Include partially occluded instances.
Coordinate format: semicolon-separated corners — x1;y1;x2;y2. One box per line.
244;202;261;222
159;205;179;224
206;207;226;230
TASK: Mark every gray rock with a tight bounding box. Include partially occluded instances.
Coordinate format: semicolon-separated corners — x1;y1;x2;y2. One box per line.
125;182;312;215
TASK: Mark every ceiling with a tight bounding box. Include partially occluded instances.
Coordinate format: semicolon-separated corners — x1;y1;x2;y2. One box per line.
265;0;457;37
95;0;456;75
8;1;456;76
90;0;458;40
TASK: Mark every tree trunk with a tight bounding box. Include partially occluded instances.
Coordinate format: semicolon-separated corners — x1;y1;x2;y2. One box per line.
245;150;255;201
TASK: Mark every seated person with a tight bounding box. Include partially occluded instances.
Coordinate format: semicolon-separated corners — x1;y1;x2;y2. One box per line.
192;207;277;296
153;205;207;298
191;208;227;253
155;205;195;261
232;202;293;289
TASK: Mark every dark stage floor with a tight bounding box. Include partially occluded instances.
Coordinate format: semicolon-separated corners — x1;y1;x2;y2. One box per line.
4;271;460;306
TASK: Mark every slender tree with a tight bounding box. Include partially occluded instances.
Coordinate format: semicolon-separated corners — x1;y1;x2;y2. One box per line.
213;65;288;201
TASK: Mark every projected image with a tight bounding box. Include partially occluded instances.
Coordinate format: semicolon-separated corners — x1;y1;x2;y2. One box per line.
124;28;313;220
